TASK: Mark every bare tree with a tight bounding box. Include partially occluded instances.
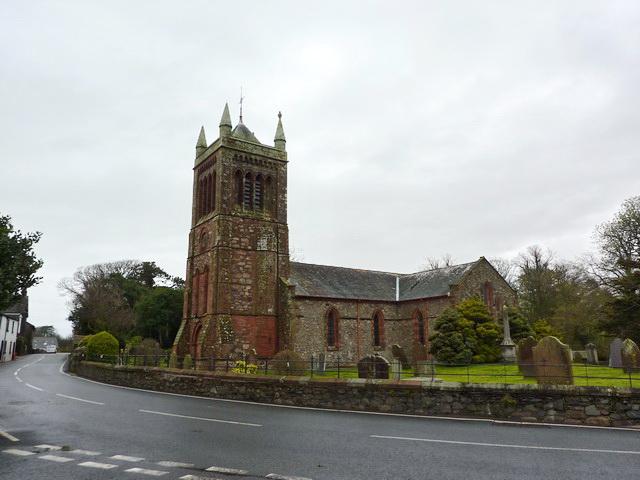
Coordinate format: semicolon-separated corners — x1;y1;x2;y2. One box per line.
488;257;516;286
424;253;455;271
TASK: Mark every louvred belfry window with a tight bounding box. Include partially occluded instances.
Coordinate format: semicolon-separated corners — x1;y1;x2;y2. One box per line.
254;175;263;210
234;170;243;206
212;171;216;212
243;172;253;209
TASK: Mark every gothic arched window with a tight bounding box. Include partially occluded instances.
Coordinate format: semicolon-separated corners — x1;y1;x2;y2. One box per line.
372;311;384;347
191;270;200;317
327;308;339;348
201;267;209;315
265;176;273;214
254;175;263;210
212;171;217;212
415;310;426;345
243;172;254;210
234;170;243;206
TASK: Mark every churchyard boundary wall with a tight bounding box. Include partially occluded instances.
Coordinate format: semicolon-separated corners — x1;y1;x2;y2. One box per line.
69;358;640;428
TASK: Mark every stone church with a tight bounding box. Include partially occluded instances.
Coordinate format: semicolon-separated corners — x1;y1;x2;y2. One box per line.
172;104;516;364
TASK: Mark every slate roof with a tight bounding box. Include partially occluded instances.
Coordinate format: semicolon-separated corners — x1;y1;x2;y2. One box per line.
232;122;261;143
289;260;477;302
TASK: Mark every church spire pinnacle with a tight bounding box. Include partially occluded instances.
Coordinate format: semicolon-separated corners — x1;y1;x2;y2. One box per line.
239;87;244;124
274;111;286;151
196;126;207;157
219;102;232;137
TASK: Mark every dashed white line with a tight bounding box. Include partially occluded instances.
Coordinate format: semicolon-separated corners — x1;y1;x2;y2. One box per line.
2;448;35;456
38;454;74;463
370;435;640;455
56;393;104;405
110;454;145;462
78;461;119;469
25;383;44;391
69;449;101;456
0;430;19;442
125;467;169;476
139;409;262;427
34;444;62;451
15;377;23;383
205;465;249;475
266;474;313;480
180;476;214;480
156;461;195;468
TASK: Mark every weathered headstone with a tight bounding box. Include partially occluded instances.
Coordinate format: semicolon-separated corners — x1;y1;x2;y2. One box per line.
415;360;436;377
516;336;537;377
621;338;640;374
246;348;258;365
391;344;410;369
357;354;390;379
585;343;599;365
318;352;326;373
532;336;573;385
390;358;402;380
609;338;623;368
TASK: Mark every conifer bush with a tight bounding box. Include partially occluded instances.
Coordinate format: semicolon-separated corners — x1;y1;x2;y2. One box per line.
86;331;119;360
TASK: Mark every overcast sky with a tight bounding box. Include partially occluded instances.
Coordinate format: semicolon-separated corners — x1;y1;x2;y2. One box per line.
1;1;638;336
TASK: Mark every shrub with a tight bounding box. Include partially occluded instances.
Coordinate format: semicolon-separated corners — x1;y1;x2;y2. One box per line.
182;354;193;370
131;338;162;357
271;350;305;375
78;335;93;348
86;331;119;360
126;335;143;351
232;360;258;375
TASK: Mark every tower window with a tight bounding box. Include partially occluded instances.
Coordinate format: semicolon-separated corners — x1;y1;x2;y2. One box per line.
266;176;273;214
243;172;253;210
212;171;217;212
191;270;200;317
234;170;243;206
254;175;263;210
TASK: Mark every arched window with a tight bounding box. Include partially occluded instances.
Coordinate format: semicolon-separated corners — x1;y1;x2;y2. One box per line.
234;170;243;206
191;270;200;317
265;176;273;214
205;175;211;214
254;174;263;210
372;311;384;347
212;171;217;212
416;311;425;345
243;172;253;210
327;308;339;348
201;267;209;315
482;282;494;307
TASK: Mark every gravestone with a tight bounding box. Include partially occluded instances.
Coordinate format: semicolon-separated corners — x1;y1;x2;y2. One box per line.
246;348;258;365
621;339;640;374
391;344;410;369
357;354;390;379
516;336;537;377
532;336;573;385
318;352;326;373
390;358;402;380
609;338;623;368
585;343;599;365
415;360;436;377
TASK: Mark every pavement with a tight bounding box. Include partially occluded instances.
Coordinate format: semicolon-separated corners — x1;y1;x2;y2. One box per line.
1;353;639;480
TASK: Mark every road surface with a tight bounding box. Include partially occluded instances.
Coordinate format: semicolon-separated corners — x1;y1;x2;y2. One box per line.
1;353;639;479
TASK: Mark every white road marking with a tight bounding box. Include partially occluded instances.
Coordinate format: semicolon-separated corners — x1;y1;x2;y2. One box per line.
3;448;35;456
110;454;145;462
125;467;169;476
180;476;217;480
78;461;119;469
205;465;249;474
0;430;19;442
38;454;74;463
56;393;104;405
60;365;640;433
15;377;23;383
266;474;313;480
25;383;44;391
139;409;262;427
370;435;640;455
69;449;101;456
34;444;62;450
156;461;195;468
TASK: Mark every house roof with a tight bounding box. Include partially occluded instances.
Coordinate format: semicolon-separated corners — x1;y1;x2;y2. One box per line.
289;260;477;301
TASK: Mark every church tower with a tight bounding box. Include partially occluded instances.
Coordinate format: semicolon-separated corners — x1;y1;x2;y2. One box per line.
173;103;289;361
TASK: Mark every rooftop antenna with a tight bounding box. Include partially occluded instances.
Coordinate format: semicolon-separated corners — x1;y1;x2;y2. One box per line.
239;87;244;124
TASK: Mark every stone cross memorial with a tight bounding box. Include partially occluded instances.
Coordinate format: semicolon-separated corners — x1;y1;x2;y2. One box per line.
391;344;410;369
516;336;537;377
621;338;640;374
532;336;573;385
500;310;517;362
609;338;623;368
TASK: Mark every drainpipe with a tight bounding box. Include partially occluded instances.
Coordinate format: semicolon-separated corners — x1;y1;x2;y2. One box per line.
395;276;399;302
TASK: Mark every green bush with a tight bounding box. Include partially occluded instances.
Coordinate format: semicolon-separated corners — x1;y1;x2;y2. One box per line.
86;331;119;360
78;335;93;347
271;350;305;375
182;354;193;370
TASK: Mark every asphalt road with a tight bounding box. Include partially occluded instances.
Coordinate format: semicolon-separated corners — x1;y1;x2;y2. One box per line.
1;354;640;480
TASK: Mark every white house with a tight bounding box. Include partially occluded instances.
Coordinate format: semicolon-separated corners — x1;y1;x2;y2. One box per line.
0;313;21;362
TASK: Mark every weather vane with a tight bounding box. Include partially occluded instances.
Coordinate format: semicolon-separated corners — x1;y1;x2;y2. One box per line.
239;87;244;123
